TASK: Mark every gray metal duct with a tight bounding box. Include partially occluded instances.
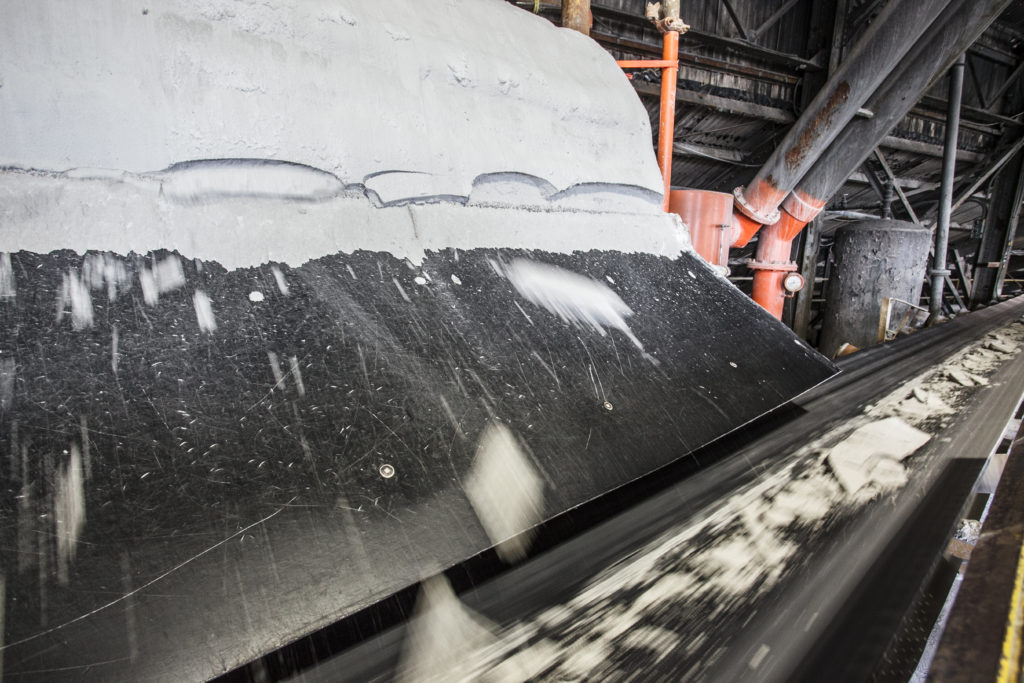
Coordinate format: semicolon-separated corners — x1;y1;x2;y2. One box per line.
784;0;1012;218
732;0;957;240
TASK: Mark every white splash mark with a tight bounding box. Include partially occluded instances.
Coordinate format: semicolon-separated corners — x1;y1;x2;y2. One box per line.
57;268;94;330
267;351;285;388
80;416;92;481
139;255;185;306
729;361;738;368
82;253;131;301
513;301;534;325
139;269;157;305
55;445;86;585
346;264;357;280
414;276;427;285
749;644;771;670
397;575;497;683
687;270;696;279
495;258;654;361
464;421;544;563
111;325;120;375
248;290;265;303
393;277;412;303
288;355;306;396
0;252;15;300
193;290;217;333
0;358;14;412
451;274;462;285
271;266;290;296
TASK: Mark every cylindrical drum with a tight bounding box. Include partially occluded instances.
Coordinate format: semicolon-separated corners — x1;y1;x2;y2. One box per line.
819;219;933;357
669;189;733;274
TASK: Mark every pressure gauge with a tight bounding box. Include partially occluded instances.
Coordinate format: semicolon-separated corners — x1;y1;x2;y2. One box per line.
783;272;805;293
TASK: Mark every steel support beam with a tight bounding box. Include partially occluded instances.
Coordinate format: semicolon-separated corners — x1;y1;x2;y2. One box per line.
875;149;921;222
972;152;1024;305
733;0;957;235
929;54;966;322
986;59;1024;113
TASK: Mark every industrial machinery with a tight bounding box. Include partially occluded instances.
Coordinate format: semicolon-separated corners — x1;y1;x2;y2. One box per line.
2;0;1023;681
0;1;834;680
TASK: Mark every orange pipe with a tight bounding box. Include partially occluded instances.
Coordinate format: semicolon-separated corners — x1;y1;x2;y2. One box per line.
669;189;734;271
657;31;679;211
747;190;827;318
615;59;677;68
748;221;798;319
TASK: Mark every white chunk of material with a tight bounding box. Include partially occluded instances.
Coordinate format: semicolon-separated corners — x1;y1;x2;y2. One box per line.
82;252;131;302
0;252;15;299
450;274;462;285
498;258;649;357
464;422;544;563
248;291;265;303
271;266;290;296
54;445;86;585
826;417;930;494
57;268;94;330
193;290;217;333
139;255;185;306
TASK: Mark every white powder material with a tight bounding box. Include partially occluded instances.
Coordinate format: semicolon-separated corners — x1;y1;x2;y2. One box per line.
57;268;94;330
559;641;611;678
82;252;131;301
271;266;290;296
397;576;497;683
0;359;14;413
496;258;654;361
0;252;13;299
140;255;185;306
2;0;662;203
54;445;86;585
3;171;690;270
193;290;217;333
826;417;929;494
464;422;544;563
482;639;559;683
948;368;976;387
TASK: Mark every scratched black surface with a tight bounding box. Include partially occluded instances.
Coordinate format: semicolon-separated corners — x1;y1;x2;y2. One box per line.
0;247;835;681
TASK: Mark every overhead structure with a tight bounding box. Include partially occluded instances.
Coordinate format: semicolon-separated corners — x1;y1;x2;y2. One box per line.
707;0;1014;317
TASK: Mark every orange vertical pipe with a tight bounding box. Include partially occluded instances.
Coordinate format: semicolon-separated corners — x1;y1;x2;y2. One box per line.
657;31;679;211
749;221;796;319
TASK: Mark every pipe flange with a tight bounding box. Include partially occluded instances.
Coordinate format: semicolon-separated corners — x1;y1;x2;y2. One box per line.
747;259;798;272
781;191;825;224
657;17;690;33
733;186;781;226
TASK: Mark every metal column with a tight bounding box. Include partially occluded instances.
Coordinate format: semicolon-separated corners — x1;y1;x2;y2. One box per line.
929;54;966;322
